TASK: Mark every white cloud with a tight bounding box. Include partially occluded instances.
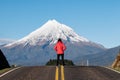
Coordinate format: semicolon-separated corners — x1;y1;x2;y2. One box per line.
0;38;16;45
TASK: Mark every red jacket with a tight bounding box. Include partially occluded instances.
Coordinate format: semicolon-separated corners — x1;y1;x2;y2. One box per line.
54;41;66;54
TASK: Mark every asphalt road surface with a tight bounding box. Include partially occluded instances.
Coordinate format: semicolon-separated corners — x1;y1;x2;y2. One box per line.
0;66;120;80
0;66;55;80
64;66;120;80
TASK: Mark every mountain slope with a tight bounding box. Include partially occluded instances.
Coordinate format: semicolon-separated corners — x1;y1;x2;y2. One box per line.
79;46;120;66
5;20;89;47
1;19;106;66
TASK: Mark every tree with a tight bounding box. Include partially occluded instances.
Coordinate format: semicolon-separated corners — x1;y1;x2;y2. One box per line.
46;59;74;66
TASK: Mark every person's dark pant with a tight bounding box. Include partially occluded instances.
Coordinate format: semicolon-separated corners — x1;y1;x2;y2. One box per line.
57;54;65;66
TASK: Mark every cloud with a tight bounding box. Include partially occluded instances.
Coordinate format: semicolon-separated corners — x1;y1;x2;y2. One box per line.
0;38;16;45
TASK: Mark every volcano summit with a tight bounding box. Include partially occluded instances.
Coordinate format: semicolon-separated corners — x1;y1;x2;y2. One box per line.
2;19;105;66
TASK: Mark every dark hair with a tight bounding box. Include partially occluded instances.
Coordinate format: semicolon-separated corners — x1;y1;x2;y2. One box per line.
58;38;62;42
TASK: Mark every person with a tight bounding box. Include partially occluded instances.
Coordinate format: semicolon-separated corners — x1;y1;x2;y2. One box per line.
54;38;66;66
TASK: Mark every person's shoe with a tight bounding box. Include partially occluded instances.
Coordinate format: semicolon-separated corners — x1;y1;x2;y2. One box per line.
62;63;65;66
56;66;58;68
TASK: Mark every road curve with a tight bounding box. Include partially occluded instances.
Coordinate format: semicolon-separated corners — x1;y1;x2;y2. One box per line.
0;66;120;80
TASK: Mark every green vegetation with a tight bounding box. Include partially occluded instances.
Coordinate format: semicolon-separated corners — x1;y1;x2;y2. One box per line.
114;67;120;72
46;59;74;66
0;68;12;75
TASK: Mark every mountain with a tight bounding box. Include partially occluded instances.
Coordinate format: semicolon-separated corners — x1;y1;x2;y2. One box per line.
80;46;120;66
4;19;90;47
1;19;106;66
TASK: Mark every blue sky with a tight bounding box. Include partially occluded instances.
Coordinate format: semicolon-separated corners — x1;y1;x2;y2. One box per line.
0;0;120;48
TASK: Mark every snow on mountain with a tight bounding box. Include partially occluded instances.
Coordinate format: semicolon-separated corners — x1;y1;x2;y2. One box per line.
5;19;89;47
2;19;106;66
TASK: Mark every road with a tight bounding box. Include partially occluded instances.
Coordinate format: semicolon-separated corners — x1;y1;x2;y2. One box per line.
0;66;55;80
0;66;120;80
64;66;120;80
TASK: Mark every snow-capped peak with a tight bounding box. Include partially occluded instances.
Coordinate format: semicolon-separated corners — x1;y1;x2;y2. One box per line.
5;19;89;47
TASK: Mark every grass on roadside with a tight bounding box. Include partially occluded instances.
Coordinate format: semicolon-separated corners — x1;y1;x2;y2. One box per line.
0;68;13;75
114;67;120;72
107;66;120;72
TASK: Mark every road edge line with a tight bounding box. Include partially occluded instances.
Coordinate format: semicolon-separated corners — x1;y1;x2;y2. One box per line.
0;67;21;78
103;67;120;74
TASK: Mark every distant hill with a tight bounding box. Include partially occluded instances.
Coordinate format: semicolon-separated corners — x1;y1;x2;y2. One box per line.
75;46;120;66
0;49;10;70
0;39;15;45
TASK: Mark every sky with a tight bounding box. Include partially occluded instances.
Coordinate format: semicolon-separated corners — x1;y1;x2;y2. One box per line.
0;0;120;48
